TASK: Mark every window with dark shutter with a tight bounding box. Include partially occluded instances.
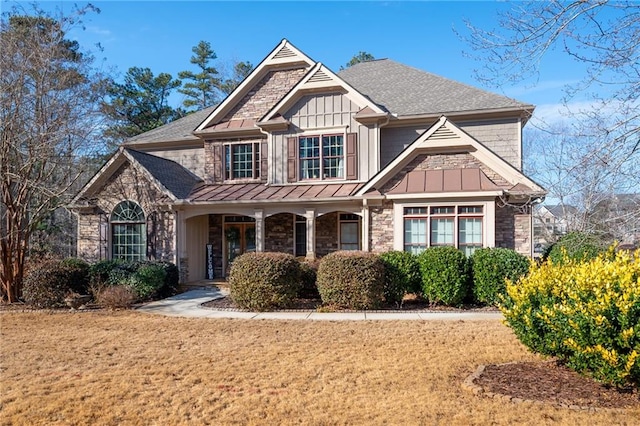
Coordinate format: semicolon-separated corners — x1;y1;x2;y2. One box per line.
287;137;297;182
346;132;357;180
261;141;268;181
213;144;223;183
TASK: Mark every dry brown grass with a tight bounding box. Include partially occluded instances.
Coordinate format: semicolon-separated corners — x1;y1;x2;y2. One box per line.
1;312;637;425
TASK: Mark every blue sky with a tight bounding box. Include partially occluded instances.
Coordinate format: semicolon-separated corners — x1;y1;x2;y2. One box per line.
7;1;588;120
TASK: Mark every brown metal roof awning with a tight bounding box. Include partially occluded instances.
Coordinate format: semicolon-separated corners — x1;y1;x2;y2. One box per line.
188;182;364;203
387;168;503;194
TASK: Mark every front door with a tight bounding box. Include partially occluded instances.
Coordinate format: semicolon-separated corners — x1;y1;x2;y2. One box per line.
224;222;256;275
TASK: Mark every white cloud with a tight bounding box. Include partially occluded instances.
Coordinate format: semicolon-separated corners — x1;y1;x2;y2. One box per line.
86;25;112;37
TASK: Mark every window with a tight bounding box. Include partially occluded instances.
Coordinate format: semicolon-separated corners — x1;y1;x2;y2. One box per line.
295;215;307;256
225;143;260;180
403;205;483;255
339;213;360;250
299;134;343;180
111;201;146;261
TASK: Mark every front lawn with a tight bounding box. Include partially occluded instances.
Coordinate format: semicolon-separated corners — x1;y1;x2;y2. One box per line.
1;312;636;425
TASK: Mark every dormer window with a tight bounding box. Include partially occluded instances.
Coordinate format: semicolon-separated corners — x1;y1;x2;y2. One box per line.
225;142;260;180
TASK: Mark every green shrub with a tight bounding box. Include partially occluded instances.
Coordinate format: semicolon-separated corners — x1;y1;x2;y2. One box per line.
379;251;421;305
88;259;125;288
96;285;137;309
417;247;469;306
501;248;640;387
546;231;607;265
59;258;90;294
155;261;179;297
316;251;385;310
88;259;177;301
229;252;301;311
470;248;530;306
23;259;72;308
127;263;167;299
298;258;320;299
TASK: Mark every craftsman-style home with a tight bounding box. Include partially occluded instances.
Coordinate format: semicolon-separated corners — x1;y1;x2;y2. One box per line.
71;40;545;282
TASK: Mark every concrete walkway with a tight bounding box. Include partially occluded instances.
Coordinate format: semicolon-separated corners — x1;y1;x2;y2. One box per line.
137;288;503;321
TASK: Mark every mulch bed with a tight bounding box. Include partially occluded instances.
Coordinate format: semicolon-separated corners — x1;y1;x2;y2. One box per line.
474;361;639;410
201;295;499;313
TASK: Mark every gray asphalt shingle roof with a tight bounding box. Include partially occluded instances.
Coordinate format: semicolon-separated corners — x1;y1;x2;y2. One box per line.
120;59;531;146
338;59;530;116
125;148;202;199
124;106;215;145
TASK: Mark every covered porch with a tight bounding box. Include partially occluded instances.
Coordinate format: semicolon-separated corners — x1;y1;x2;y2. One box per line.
176;198;369;283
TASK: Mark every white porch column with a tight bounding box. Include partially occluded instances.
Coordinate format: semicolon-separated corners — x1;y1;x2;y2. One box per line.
254;209;265;252
361;201;370;252
305;208;316;260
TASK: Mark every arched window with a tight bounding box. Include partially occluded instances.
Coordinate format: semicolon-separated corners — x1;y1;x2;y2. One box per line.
111;201;146;261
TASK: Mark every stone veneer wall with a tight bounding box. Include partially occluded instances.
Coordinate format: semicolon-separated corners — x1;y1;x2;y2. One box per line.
222;68;307;122
76;212;104;262
381;153;511;193
369;201;395;253
495;204;532;255
76;162;175;263
265;213;295;255
316;212;338;256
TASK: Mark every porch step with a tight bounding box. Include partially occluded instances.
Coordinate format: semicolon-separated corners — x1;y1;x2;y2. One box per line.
178;279;228;292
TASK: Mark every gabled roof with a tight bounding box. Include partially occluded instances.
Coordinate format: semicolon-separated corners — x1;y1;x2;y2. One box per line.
356;116;546;197
195;39;315;132
125;149;202;199
71;148;202;207
260;62;386;123
338;59;533;117
124;107;215;146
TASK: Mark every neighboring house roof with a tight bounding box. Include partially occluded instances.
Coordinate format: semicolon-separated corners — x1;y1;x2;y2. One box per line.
124;107;216;146
338;59;532;117
124;149;202;199
544;204;578;218
189;182;363;203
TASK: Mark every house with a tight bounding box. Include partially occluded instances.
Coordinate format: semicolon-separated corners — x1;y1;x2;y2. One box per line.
533;204;579;254
589;194;640;248
71;40;546;283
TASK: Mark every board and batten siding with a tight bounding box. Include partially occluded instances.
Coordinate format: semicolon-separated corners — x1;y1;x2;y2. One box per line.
379;118;523;171
142;147;206;179
272;93;376;184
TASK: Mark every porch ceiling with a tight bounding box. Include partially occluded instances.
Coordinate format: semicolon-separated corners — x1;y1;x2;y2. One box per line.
188;182;364;202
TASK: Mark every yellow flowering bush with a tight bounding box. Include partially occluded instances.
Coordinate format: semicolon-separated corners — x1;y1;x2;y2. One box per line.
501;247;640;387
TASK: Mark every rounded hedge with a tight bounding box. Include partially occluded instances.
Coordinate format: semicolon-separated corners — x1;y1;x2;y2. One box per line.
23;259;73;308
59;258;90;294
546;231;607;265
470;248;530;306
229;252;301;311
501;248;640;387
316;251;385;310
378;251;421;305
417;246;469;306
